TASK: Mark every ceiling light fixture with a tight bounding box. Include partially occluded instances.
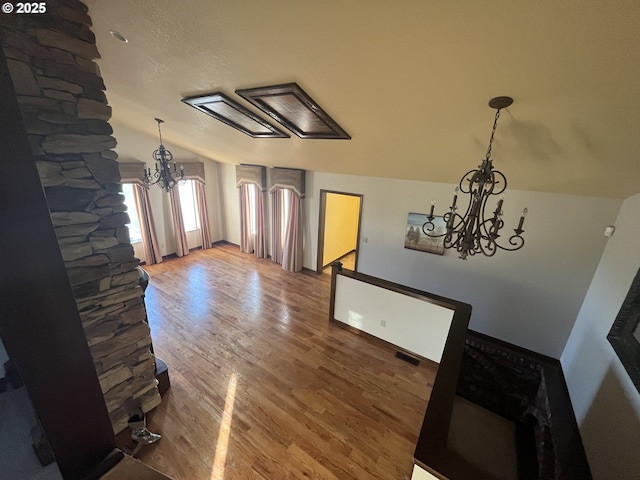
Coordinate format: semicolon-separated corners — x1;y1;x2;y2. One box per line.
143;118;184;192
108;30;128;43
423;96;527;260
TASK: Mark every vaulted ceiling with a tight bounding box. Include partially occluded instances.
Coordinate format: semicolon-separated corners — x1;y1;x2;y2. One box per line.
84;0;640;198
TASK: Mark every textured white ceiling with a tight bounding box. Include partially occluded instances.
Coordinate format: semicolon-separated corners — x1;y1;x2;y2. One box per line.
85;0;640;198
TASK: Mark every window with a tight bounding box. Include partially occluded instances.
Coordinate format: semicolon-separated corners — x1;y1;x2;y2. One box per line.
279;188;292;240
248;183;258;235
178;179;200;232
121;183;142;243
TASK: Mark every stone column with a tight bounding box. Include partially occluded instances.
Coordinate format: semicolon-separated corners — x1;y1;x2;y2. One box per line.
0;0;161;433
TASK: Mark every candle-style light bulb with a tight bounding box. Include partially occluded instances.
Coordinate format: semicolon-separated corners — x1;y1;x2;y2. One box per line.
447;212;454;228
429;200;436;218
516;207;528;231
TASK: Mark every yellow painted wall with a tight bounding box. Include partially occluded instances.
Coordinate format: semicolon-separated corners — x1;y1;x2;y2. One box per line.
323;193;360;266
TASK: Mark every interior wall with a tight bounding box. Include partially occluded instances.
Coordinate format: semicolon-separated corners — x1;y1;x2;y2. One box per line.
323;193;360;266
132;240;146;263
304;172;621;358
334;273;454;363
561;192;640;480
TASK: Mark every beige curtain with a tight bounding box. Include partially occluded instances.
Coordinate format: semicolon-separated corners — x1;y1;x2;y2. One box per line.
239;183;267;258
271;190;283;264
239;184;254;254
281;189;303;272
169;187;189;257
267;167;305;270
195;180;212;250
133;184;162;265
254;188;266;258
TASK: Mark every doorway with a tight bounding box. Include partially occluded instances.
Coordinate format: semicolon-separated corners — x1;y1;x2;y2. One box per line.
316;190;363;273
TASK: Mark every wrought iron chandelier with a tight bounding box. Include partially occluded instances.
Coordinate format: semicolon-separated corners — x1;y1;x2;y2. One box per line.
143;118;185;192
422;96;527;260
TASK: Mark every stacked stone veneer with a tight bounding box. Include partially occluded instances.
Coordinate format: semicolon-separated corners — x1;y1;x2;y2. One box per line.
0;0;161;433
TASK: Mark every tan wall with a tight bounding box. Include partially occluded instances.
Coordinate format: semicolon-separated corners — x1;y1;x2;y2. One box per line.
323;193;360;266
304;171;622;359
561;191;640;479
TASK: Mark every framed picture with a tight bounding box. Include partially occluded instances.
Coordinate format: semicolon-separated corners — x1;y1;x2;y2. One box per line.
236;83;351;139
607;267;640;395
404;212;446;255
181;92;289;138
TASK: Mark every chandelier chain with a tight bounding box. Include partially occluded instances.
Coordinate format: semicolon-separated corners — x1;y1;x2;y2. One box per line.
485;108;501;161
155;117;165;145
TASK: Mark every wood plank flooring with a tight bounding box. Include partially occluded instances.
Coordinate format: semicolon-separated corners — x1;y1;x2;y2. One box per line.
129;244;436;480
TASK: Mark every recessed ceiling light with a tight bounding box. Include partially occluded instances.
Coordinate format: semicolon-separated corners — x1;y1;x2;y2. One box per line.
109;30;128;43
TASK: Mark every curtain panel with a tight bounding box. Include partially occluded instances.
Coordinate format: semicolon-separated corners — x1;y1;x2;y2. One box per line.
239;183;267;258
281;190;303;272
271;190;283;264
239;184;254;253
132;184;163;265
236;165;267;259
195;180;212;250
169;187;189;257
254;187;266;258
268;168;306;272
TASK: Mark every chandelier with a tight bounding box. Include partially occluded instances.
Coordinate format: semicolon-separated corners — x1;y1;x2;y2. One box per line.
422;96;527;260
143;118;185;192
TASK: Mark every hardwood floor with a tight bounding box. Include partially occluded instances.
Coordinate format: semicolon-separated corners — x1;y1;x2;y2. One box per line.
339;251;356;271
322;251;356;274
130;244;436;480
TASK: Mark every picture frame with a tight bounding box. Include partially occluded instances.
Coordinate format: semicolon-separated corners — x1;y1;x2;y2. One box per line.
607;267;640;395
405;212;446;255
181;92;289;138
235;83;351;139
